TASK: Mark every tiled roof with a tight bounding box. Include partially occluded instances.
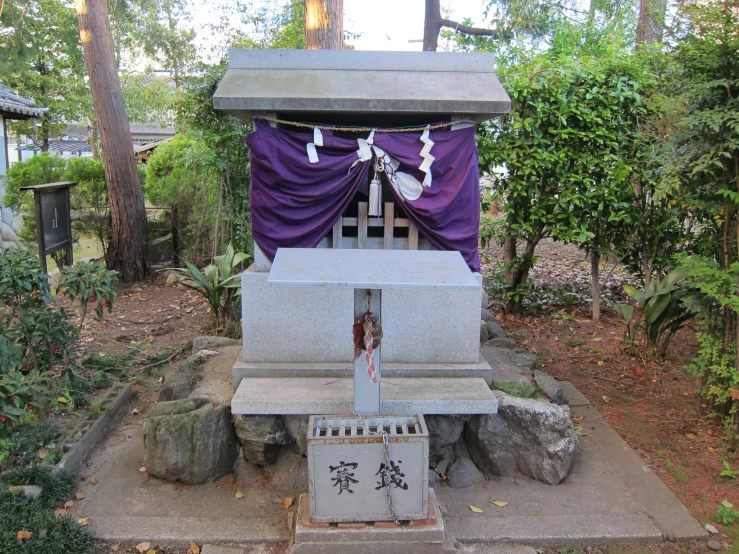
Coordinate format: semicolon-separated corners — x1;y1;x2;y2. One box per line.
0;83;47;119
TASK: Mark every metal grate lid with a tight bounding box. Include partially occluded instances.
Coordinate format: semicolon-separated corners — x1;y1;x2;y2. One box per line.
310;415;427;439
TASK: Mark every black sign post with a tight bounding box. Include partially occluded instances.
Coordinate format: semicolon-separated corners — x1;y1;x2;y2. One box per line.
20;181;76;274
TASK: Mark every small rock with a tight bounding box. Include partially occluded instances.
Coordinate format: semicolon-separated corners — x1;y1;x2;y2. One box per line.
194;349;220;360
191;336;241;355
486;320;506;339
481;308;496;323
285;415;310;455
234;415;292;466
158;371;202;402
705;523;719;534
165;273;178;286
485;338;517;349
446;457;484;489
707;539;722;551
7;485;42;499
534;370;564;405
480;321;489;343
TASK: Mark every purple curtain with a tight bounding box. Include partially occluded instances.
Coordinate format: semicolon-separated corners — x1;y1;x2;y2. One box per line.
247;119;481;272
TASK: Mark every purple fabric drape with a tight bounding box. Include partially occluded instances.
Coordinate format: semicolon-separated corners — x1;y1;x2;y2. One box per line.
247;119;481;272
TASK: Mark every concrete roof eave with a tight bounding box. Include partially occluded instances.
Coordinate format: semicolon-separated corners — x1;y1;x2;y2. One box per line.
213;49;511;123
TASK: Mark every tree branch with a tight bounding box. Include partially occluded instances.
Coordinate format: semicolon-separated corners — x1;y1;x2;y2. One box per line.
440;18;497;37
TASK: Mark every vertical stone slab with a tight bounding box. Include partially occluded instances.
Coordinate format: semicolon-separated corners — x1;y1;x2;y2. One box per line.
241;265;354;363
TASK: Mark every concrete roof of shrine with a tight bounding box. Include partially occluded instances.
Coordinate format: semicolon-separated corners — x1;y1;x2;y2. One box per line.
212;49;511;124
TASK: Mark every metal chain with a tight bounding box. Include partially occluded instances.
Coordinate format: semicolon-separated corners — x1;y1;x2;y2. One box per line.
353;410;401;525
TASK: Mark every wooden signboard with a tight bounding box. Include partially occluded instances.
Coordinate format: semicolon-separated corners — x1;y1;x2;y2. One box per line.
20;181;76;274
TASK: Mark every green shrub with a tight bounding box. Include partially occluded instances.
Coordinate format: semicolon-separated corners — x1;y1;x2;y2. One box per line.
492;381;539;398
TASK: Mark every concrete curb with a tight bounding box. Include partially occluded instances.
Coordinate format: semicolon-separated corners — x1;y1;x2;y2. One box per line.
54;383;133;475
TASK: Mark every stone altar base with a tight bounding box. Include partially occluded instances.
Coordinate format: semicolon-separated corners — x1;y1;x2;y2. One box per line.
290;488;445;554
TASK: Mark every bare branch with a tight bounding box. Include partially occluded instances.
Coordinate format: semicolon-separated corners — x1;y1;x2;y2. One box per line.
439;18;498;37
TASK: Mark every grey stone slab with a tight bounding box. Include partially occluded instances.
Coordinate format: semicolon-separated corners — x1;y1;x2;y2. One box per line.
231;377;498;415
241;266;354;363
574;402;708;541
560;381;591;407
227;49;498;73
445;513;662;547
232;359;494;390
482;345;532;385
201;546;245;554
268;248;479;291
382;286;481;363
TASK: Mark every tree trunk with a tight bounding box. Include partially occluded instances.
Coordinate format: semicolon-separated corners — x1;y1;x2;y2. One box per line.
423;0;442;51
591;252;601;322
635;0;667;46
76;0;148;282
88;118;99;161
305;0;343;50
41;118;49;153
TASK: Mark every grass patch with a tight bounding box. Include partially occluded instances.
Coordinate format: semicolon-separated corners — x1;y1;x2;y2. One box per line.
0;466;94;554
492;381;539;398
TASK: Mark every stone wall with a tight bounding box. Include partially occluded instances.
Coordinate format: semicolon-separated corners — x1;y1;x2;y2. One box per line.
0;180;23;250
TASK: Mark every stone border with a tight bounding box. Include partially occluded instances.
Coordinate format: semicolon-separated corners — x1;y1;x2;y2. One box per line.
54;383;133;474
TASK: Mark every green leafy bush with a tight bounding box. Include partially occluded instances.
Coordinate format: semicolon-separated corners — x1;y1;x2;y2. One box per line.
716;500;739;525
57;260;118;327
172;243;249;330
621;266;694;356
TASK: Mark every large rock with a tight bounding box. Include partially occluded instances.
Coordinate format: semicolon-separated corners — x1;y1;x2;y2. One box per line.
192;336;241;354
426;415;466;447
144;398;238;484
233;455;264;484
234;415;292;465
265;451;309;490
446;457;484;489
465;391;578;485
285;415;310;455
481;308;496;323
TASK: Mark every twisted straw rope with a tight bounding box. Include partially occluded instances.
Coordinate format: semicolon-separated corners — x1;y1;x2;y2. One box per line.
254;116;476;133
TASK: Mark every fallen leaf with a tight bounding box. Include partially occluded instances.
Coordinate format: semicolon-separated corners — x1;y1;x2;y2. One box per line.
601;395;610;403
64;500;74;508
75;492;85;500
573;415;584;422
146;550;156;554
57;396;68;404
55;508;68;517
686;433;696;440
189;540;201;554
158;377;164;383
597;361;604;366
708;447;716;453
16;530;32;541
235;490;244;499
77;517;89;526
135;542;151;553
281;497;294;509
469;505;483;513
139;466;147;472
131;408;140;415
490;500;508;507
37;448;49;459
111;546;120;552
722;500;733;509
89;477;97;485
591;337;602;341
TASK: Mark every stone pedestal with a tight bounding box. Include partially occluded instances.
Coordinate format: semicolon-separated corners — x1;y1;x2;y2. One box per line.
290;489;445;554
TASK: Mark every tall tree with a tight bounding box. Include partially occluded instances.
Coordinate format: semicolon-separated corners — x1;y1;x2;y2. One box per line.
304;0;342;49
423;0;501;51
76;0;148;282
635;0;666;46
0;0;87;151
139;0;196;88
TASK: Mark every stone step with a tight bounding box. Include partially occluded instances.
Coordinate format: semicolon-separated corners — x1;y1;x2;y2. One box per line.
231;377;498;415
232;358;493;391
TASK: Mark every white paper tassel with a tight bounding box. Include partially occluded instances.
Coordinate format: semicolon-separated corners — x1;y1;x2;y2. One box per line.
369;178;382;217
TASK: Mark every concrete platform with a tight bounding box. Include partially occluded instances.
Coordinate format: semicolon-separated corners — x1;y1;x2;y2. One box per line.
232;358;494;390
71;382;707;550
230;377;499;415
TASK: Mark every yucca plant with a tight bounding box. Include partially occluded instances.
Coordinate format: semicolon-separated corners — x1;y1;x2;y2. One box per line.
621;266;695;356
172;244;250;330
